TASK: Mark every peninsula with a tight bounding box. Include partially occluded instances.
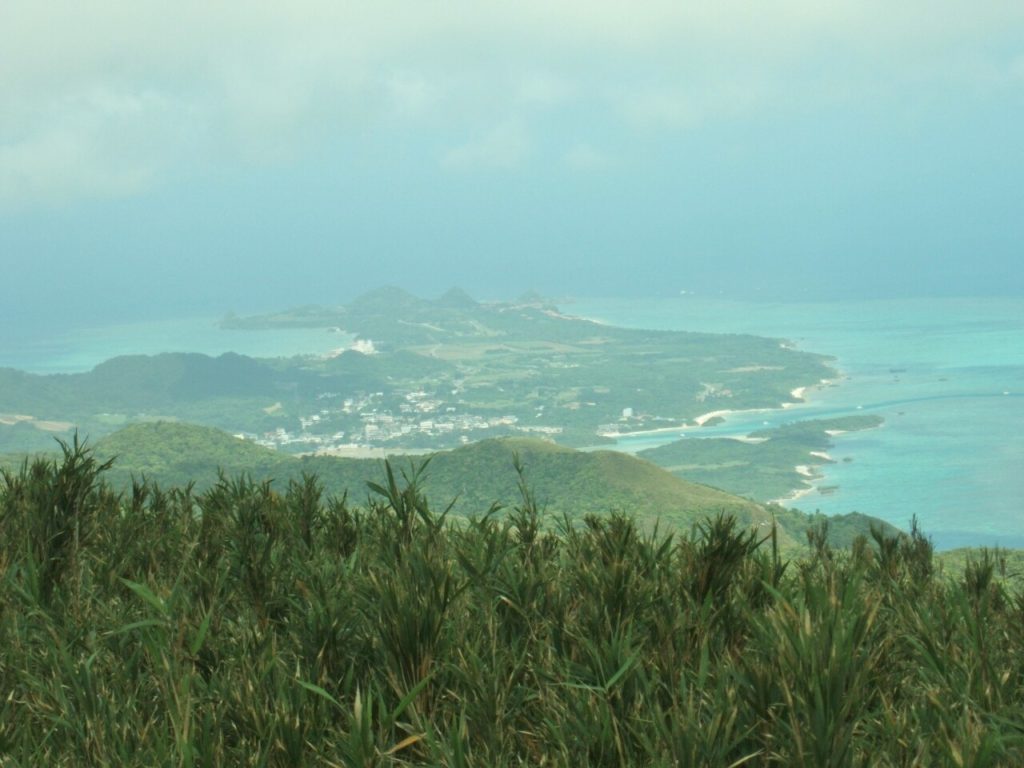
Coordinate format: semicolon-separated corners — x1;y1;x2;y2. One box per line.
0;287;836;456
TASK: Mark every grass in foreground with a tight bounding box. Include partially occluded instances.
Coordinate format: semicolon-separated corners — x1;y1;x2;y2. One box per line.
1;438;1023;766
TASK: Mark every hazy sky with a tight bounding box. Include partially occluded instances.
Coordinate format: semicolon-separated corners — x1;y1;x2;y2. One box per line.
2;1;1023;327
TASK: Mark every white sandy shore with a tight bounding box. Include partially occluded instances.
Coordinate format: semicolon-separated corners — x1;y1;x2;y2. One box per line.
0;413;73;431
774;413;876;505
770;484;816;505
769;379;867;505
307;444;426;459
599;388;825;440
601;378;840;508
0;413;34;425
597;424;686;439
599;406;773;439
693;409;734;426
774;449;837;504
34;420;74;432
602;373;838;441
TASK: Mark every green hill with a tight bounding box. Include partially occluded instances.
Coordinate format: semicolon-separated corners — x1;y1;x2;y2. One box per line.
86;422;896;551
94;421;285;481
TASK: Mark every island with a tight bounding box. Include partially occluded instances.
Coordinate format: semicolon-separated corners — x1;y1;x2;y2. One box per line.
0;287;836;457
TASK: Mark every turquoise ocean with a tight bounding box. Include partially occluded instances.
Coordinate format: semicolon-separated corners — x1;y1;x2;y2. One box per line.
571;297;1024;550
0;317;349;375
3;298;1022;549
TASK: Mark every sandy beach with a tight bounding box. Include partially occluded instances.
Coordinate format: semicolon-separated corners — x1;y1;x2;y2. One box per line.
692;409;734;426
0;413;73;432
34;420;75;432
770;484;816;505
771;448;841;505
598;407;753;439
308;444;426;459
598;396;807;440
0;414;34;426
598;423;687;439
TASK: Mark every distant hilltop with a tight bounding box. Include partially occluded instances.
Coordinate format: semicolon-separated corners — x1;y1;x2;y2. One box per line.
220;286;559;331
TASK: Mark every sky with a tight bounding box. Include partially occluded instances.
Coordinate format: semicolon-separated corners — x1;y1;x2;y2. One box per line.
2;1;1023;329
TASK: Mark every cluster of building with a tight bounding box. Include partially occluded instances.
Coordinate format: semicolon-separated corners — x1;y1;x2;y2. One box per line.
244;387;539;453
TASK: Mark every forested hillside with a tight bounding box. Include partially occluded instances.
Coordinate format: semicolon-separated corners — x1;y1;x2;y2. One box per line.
85;421;895;551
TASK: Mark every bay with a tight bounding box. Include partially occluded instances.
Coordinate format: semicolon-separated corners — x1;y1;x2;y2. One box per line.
0;316;350;375
571;296;1024;550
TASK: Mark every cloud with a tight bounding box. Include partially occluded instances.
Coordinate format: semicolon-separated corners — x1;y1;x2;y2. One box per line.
618;80;773;131
0;86;198;207
1011;55;1024;82
514;72;576;107
563;142;611;171
441;121;530;171
0;127;149;208
385;72;444;118
1;1;1022;206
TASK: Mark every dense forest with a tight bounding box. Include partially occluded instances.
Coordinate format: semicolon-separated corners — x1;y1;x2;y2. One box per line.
2;438;1023;765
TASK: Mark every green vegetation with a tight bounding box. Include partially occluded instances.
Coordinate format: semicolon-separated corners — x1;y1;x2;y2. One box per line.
0;288;835;455
640;415;885;502
75;421;894;551
936;548;1024;592
2;439;1023;765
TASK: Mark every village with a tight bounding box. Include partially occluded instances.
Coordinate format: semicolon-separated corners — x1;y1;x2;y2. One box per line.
242;386;562;454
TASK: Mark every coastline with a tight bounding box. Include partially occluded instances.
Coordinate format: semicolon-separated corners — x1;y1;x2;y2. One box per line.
569;296;1024;548
599;405;775;439
773;409;881;507
770;464;820;505
770;484;816;505
600;395;812;441
598;423;687;439
693;409;734;426
0;413;74;432
602;375;837;441
306;444;426;460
